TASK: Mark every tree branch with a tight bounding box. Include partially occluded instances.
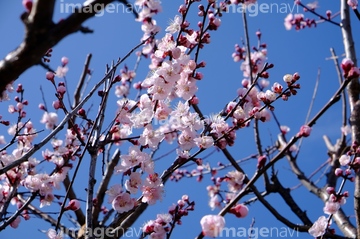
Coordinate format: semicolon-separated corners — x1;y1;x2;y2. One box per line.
0;0;117;94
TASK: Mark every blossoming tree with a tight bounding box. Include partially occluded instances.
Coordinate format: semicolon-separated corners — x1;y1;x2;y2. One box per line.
0;0;359;238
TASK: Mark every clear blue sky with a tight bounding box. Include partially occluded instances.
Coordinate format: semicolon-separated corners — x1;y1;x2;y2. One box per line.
0;0;359;238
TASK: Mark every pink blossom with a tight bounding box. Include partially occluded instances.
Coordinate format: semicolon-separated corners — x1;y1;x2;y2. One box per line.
175;74;198;100
233;107;247;122
0;135;6;144
115;146;150;172
55;66;68;78
225;170;245;192
141;184;164;205
154;101;171;120
178;128;197;150
308;216;328;237
106;184;123;203
209;115;229;134
47;228;64;239
166;15;182;34
194;136;214;149
323;201;340;215
272;82;283;94
40;112;58;129
259;79;269;88
155;33;176;58
200;215;225;238
141;174;164;205
339;154;351;166
40;193;55;208
155;213;172;225
148;77;173;100
130;108;154;128
139;125;165;149
125;172;143;194
115;84;130;97
283;74;293;83
209;195;221;210
157;60;181;83
348;0;358;9
112;192;136;213
280;125;290;134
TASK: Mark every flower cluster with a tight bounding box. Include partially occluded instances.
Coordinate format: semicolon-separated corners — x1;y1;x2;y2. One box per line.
308;142;360;237
206;170;248;213
284;13;316;30
0;0;310;235
142;195;194;239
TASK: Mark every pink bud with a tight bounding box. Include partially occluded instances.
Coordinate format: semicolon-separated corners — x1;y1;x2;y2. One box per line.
57;85;66;95
341;58;354;76
61;57;69;66
39;103;46;111
256;30;261;39
335;168;343;176
257;155;267;169
292;72;300;81
133;81;142;90
188;60;197;71
345;169;352;175
230;204;249;218
52;100;62;110
182;195;189;202
46;72;55;82
195;72;203;80
22;0;32;12
326;187;335;194
178;4;187;14
348;67;360;79
10;216;21;228
298;125;311;137
16;102;23;110
171;47;181;59
197;61;206;68
326;10;332;19
78;108;86;117
66;199;81;211
190;96;199;105
242;79;250;88
280;125;290;134
16;84;23;93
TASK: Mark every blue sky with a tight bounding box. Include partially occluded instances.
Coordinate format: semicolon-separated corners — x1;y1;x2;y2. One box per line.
0;0;359;238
